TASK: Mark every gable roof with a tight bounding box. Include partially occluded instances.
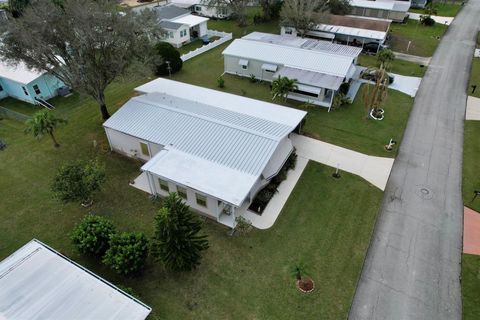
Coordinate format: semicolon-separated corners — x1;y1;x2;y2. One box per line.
222;39;355;78
154;4;190;20
159;20;185;30
0;61;45;85
0;239;151;320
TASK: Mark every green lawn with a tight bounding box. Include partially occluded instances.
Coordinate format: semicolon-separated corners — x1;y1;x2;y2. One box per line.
0;97;44;116
389;19;448;57
463;254;480;320
463;121;480;212
468;58;480;98
409;2;463;17
0;86;383;319
358;54;427;77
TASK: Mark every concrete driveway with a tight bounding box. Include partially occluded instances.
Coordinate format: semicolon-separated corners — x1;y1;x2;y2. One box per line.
357;66;422;97
408;13;454;26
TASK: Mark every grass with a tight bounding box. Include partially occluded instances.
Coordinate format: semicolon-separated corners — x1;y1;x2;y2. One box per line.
0;86;383;319
462;254;480;320
463;121;480;212
389;19;448;57
170;43;413;157
468;58;480;98
358;54;427;77
0;97;44;116
409;2;463;17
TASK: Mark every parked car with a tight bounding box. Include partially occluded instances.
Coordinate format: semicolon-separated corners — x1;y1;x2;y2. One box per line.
362;42;389;54
360;69;395;84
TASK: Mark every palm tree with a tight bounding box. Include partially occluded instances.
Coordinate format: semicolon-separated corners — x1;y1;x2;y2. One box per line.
377;48;395;69
271;76;298;102
25;109;67;148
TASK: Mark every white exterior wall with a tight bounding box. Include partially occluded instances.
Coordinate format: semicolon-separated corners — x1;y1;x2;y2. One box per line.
105;128;163;162
224;55;278;82
193;4;231;19
198;22;208;37
162;26;190;48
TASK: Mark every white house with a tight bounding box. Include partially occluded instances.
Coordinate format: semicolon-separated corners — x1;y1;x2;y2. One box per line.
170;0;232;19
155;4;209;48
349;0;411;22
0;239;152;320
222;34;359;109
103;78;306;228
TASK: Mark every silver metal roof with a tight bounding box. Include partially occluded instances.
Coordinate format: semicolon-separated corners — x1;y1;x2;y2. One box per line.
104;92;304;176
159;20;184;30
242;32;362;58
274;66;345;90
154;4;190;20
0;239;151;320
222;39;355;78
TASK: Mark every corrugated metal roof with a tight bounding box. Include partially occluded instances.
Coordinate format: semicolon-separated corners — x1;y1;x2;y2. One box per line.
350;0;411;12
104;92;303;176
314;23;387;41
0;239;151;320
171;14;209;27
274;66;345;90
242;32;362;58
222;39;355;78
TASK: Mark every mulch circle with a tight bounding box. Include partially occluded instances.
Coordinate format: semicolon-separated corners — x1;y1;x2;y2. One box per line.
296;277;315;293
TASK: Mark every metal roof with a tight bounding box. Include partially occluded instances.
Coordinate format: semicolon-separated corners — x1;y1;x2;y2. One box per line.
171;14;209;27
314;23;387;41
0;60;45;85
222;39;355;78
242;32;362;58
154;4;190;20
274;66;345;90
0;239;151;320
350;0;411;12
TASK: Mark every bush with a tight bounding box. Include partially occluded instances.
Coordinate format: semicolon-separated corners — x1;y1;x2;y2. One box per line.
420;15;435;26
332;92;352;110
217;76;225;88
153;42;183;76
249;74;257;83
339;82;350;95
51;160;106;204
71;214;116;256
103;232;149;275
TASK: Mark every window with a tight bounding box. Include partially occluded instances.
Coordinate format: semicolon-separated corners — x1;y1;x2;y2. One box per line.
195;5;202;12
293;88;319;98
284;28;293;35
242;65;247;70
22;86;29;96
196;193;207;207
180;29;187;37
139;142;150;157
177;186;187;199
33;84;41;95
169;31;174;38
158;179;169;192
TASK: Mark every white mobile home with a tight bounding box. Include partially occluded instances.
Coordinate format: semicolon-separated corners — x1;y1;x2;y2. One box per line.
170;0;232;19
349;0;411;22
0;239;152;320
103;78;306;228
222;35;358;109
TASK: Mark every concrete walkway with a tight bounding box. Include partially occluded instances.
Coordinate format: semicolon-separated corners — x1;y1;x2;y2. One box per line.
349;0;480;318
475;48;480;58
356;66;422;97
466;95;480;120
464;207;480;255
291;134;394;191
408;13;454;25
393;51;432;66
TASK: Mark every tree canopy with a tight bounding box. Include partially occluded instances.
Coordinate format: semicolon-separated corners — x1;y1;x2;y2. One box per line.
0;0;161;120
281;0;328;37
24;110;67;148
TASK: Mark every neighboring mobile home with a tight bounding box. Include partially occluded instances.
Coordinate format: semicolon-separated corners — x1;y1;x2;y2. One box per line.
0;239;152;320
0;61;65;106
170;0;232;19
349;0;411;22
222;34;359;109
155;4;209;48
103;78;306;228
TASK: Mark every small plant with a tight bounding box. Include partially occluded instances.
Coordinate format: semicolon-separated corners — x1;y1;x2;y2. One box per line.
217;76;225;88
249;74;257;83
291;262;314;293
103;232;149;275
420;15;435;26
234;216;253;234
71;214;116;256
51;159;106;205
332;92;352;110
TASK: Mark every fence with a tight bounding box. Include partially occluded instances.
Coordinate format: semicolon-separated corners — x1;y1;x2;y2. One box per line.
0;106;31;122
181;30;233;62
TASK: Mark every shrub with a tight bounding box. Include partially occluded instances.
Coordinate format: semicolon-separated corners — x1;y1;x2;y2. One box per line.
153;42;183;76
235;216;253;234
420;15;435;26
151;193;209;271
339;82;350;95
217;76;225;88
71;214;116;256
51;160;106;204
249;74;257;83
103;232;149;275
332;92;352;110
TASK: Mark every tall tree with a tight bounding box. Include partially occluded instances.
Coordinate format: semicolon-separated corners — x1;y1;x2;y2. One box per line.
280;0;328;37
271;76;298;102
327;0;352;15
151;193;209;272
24;109;67;147
259;0;282;21
377;48;395;69
0;0;161;121
207;0;249;27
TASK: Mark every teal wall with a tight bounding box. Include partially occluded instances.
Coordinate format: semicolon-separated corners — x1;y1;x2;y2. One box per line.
0;73;65;105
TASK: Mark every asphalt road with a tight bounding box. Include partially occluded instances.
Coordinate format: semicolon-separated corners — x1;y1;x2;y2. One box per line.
349;2;480;320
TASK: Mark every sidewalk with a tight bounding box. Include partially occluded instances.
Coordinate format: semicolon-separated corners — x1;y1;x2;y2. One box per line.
408;12;454;25
356;66;422;97
464;207;480;255
466;95;480;120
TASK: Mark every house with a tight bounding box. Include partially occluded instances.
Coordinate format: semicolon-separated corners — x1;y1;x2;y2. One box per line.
0;239;152;320
281;15;391;47
154;4;209;48
0;61;65;106
349;0;411;22
103;78;306;228
170;0;232;19
222;33;359;109
410;0;427;9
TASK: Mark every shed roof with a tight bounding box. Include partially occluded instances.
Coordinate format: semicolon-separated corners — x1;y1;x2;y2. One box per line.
222;39;355;78
0;239;151;320
154;4;190;20
242;32;362;58
0;61;45;85
171;14;209;27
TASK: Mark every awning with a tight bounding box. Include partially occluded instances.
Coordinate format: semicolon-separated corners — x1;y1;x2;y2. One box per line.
261;63;278;72
305;30;335;40
238;59;249;66
274;66;344;90
295;84;322;95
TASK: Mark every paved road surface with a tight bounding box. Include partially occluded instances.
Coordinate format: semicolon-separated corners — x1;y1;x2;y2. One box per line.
349;2;480;320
